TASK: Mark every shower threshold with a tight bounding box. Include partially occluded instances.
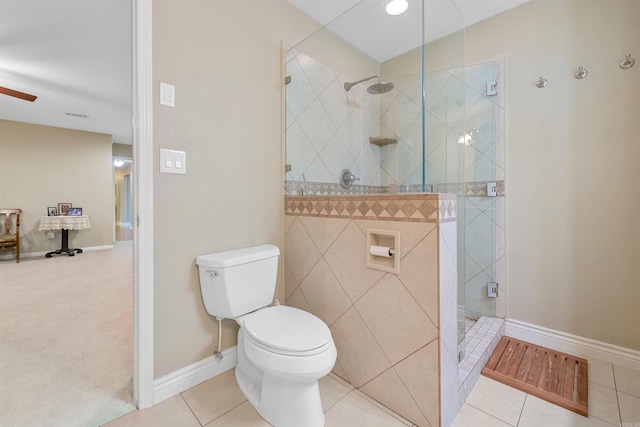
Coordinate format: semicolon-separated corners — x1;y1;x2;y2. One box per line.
458;316;506;403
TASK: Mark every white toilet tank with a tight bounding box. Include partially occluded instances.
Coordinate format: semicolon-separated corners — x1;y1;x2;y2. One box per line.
196;244;280;319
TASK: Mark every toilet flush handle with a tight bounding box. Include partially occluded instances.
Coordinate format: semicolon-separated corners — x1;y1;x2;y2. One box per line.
206;270;220;278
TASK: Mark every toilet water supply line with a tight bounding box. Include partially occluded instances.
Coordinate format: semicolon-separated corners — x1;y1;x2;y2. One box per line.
212;301;280;360
215;317;224;360
213;301;280;360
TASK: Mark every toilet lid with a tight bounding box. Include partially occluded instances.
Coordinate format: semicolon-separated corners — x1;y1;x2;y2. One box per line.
243;306;332;353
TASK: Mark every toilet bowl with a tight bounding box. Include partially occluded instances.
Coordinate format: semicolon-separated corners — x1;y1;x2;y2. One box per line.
235;305;336;427
196;245;336;427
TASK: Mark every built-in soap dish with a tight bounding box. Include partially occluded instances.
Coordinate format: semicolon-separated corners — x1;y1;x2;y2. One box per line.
365;229;400;274
369;137;397;146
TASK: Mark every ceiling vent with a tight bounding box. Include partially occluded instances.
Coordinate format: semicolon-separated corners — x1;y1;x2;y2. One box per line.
65;112;89;119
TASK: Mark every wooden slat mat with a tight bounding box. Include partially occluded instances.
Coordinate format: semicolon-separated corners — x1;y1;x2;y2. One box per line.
482;336;588;416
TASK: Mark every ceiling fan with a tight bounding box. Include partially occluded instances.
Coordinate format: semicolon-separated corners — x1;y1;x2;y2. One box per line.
0;86;37;102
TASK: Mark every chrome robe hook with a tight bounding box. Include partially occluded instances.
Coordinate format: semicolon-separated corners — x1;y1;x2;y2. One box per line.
620;54;635;70
535;76;548;88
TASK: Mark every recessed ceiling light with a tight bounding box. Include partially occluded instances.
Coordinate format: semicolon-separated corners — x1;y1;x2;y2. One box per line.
386;0;408;16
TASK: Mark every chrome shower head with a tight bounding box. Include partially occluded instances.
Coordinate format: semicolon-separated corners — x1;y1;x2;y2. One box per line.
344;75;394;95
367;81;394;94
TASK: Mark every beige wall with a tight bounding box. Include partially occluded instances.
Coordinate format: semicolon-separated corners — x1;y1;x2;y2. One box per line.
0;120;114;254
152;0;321;377
150;0;638;381
381;0;639;351
112;142;133;159
292;26;380;81
460;0;639;350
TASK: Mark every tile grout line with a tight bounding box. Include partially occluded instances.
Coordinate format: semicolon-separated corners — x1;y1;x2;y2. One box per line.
611;365;624;427
178;393;205;427
463;401;518;427
350;388;415;426
180;390;248;427
515;393;528;426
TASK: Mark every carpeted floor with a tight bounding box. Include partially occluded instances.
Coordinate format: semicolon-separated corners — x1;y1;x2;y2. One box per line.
0;242;135;426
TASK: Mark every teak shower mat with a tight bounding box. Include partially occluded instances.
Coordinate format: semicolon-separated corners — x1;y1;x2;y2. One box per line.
482;336;588;416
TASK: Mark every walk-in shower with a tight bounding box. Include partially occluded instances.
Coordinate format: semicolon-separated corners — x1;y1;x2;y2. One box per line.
285;1;504;359
284;0;505;423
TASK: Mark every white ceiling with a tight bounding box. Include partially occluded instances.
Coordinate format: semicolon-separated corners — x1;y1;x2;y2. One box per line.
287;0;529;62
0;0;528;146
0;0;132;145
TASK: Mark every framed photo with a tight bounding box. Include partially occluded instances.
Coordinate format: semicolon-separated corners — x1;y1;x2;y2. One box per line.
68;207;83;216
57;203;72;216
47;207;58;216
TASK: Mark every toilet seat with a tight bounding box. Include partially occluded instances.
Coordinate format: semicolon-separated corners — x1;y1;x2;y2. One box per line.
243;306;332;356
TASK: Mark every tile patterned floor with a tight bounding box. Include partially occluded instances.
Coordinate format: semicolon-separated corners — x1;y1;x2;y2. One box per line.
105;359;640;427
104;370;414;427
453;358;640;427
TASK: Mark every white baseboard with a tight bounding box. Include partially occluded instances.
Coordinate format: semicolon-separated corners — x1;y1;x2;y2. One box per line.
153;346;237;405
0;245;115;260
506;319;640;371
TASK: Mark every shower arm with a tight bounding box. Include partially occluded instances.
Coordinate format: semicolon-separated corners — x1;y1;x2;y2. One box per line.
344;75;380;91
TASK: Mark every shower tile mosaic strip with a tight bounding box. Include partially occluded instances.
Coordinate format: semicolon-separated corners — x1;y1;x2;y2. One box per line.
433;181;505;198
284;194;456;223
284;180;504;197
284;180;387;196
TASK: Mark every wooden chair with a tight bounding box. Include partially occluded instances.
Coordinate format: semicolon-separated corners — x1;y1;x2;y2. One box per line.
0;209;21;263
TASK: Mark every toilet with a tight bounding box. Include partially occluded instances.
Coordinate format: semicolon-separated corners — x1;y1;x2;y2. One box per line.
196;244;336;427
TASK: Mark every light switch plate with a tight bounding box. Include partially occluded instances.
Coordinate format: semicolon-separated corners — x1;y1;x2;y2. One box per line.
160;82;175;107
160;148;186;174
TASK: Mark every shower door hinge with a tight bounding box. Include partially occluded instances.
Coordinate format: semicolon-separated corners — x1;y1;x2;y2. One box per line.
486;182;497;197
488;282;498;298
486;81;497;96
285;76;292;85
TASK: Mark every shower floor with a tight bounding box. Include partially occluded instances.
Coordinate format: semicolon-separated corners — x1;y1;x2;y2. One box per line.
458;316;506;403
464;318;477;333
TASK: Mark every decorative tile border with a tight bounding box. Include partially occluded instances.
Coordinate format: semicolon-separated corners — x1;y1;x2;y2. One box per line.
284;180;387;196
284;193;456;224
284;180;505;197
433;181;505;197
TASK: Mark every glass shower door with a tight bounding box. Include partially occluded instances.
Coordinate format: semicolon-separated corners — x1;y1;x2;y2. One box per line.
423;61;501;361
460;61;502;360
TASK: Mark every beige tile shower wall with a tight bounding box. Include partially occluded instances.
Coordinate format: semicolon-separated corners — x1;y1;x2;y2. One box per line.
284;194;458;427
285;48;382;187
